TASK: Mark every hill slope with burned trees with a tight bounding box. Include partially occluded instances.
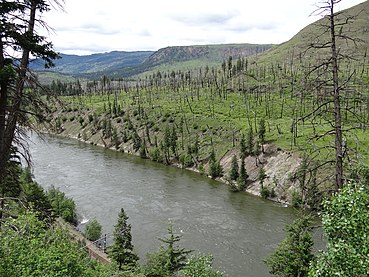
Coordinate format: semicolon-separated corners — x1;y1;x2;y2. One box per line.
42;1;369;207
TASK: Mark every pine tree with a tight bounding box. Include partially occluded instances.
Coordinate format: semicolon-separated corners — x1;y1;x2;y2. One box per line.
238;158;248;190
208;150;223;179
109;208;139;271
170;125;178;156
258;118;266;144
246;128;254;156
229;155;239;181
240;134;247;160
159;224;192;273
265;215;313;277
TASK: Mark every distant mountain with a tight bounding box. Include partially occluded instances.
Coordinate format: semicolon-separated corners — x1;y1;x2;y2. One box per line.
30;50;154;76
143;44;272;67
256;0;369;64
32;44;273;80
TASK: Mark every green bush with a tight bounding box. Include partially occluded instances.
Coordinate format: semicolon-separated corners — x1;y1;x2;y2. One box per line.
84;219;102;241
180;153;194;168
46;186;77;224
260;186;270;199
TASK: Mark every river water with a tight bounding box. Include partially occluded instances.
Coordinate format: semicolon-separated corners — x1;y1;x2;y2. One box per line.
29;133;297;276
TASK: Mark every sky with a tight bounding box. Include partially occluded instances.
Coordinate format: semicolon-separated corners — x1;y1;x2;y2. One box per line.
42;0;366;55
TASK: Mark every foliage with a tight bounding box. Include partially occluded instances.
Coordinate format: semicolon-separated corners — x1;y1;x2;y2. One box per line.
265;215;314;277
309;183;369;276
258;118;266;144
46;186;77;224
0;0;59;183
179;254;225;277
258;166;267;186
208;150;223;179
20;172;53;223
85;219;103;242
291;190;302;208
108;208;139;271
179;153;194;168
229;154;239;181
260;186;270;199
237;158;248;190
158;224;193;273
142;247;172;277
0;211;110;277
246;128;254;156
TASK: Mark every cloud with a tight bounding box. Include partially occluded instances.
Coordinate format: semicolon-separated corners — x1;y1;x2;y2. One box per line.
41;0;366;54
170;10;238;26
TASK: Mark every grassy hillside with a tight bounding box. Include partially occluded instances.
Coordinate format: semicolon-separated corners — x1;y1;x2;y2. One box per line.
256;0;369;64
42;1;369;205
31;44;272;80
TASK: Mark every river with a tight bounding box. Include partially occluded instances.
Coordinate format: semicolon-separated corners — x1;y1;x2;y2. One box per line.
29;133;298;276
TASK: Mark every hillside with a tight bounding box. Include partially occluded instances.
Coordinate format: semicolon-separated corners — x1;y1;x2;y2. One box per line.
31;50;153;77
40;1;369;206
256;0;369;63
32;44;272;80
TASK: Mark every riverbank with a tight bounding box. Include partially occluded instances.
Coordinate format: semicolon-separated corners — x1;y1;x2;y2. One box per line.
42;111;302;205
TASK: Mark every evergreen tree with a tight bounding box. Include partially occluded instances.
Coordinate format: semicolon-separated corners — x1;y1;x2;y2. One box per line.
265;215;313;277
170;125;178;156
258;118;266;144
237;158;248;190
246;128;254;156
163;125;171;163
240;134;247;160
229;155;239;181
208;150;223;179
159;224;192;273
20;178;53;223
108;208;139;271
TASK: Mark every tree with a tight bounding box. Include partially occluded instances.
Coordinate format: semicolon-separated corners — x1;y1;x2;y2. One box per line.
208;150;223;179
159;224;192;273
309;182;369;276
302;0;363;190
179;254;224;277
84;219;102;242
170;125;178;156
20;175;53;223
46;186;77;224
246;128;254;156
229;154;239;181
258;118;266;144
237;158;248;190
265;215;314;277
108;208;139;271
0;0;59;184
239;134;247;160
0;211;110;277
143;247;172;277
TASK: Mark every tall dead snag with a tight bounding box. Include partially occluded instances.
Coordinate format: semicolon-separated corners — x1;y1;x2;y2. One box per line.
301;0;365;190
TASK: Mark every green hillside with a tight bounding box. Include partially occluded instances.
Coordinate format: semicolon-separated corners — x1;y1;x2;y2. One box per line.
256;0;369;64
43;1;369;205
32;44;272;80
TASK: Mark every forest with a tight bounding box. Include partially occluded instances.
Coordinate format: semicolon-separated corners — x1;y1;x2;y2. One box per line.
1;0;369;276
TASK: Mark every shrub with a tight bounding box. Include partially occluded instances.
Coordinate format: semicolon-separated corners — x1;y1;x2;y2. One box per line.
84;219;102;241
291;190;302;208
180;153;194;168
260;186;270;199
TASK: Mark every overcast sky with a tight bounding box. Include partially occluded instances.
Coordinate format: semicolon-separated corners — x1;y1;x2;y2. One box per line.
42;0;365;55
